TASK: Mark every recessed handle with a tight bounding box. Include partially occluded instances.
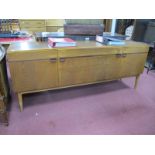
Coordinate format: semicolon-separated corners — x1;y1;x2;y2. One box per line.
115;53;122;58
49;58;57;63
60;58;65;62
121;53;127;57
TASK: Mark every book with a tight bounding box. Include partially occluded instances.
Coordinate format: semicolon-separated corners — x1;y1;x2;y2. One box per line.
104;37;125;45
48;38;76;47
96;34;126;46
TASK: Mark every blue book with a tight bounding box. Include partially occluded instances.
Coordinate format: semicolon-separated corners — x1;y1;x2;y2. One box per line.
96;34;126;46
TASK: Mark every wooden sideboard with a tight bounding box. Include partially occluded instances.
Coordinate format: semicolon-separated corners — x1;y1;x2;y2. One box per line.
7;41;149;111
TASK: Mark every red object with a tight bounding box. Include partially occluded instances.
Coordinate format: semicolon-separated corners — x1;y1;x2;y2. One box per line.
48;38;76;47
0;37;31;43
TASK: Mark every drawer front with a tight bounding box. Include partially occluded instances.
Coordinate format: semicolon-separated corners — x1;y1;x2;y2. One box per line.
7;49;58;61
20;27;46;33
20;20;45;28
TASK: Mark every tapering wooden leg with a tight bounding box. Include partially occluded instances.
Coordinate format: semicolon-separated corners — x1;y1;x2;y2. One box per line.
17;93;23;112
134;74;140;89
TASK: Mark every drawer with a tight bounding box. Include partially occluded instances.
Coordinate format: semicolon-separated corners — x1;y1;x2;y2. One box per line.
20;20;45;28
7;49;58;61
20;27;46;33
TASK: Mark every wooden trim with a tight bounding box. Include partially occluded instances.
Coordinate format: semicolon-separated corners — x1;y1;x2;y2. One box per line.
19;74;141;95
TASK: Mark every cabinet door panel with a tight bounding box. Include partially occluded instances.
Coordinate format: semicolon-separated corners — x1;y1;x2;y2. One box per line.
9;59;58;92
59;55;122;87
120;53;147;77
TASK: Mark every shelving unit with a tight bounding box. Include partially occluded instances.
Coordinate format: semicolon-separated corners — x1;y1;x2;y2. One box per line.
19;19;46;33
19;19;65;33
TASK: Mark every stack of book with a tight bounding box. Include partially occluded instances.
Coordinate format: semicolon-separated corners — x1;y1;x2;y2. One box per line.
96;34;126;46
48;38;76;47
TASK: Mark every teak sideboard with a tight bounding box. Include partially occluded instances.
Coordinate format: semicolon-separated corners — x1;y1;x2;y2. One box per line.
7;41;149;111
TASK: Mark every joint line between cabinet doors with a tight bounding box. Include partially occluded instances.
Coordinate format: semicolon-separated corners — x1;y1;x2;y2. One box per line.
57;50;61;87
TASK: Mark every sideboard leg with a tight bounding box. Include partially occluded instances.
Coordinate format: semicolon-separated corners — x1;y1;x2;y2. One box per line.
17;93;23;112
134;74;140;89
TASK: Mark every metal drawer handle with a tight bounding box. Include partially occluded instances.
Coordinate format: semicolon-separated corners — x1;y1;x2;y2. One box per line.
115;53;127;58
122;53;127;57
49;58;57;63
60;58;65;62
115;53;122;58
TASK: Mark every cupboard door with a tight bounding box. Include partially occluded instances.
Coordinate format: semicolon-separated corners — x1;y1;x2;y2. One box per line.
120;53;147;77
59;54;122;87
9;59;59;92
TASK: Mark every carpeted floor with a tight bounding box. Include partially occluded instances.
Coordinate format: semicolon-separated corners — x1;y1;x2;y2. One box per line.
0;69;155;135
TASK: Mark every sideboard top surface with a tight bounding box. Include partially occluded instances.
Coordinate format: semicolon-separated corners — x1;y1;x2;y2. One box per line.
7;40;149;53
